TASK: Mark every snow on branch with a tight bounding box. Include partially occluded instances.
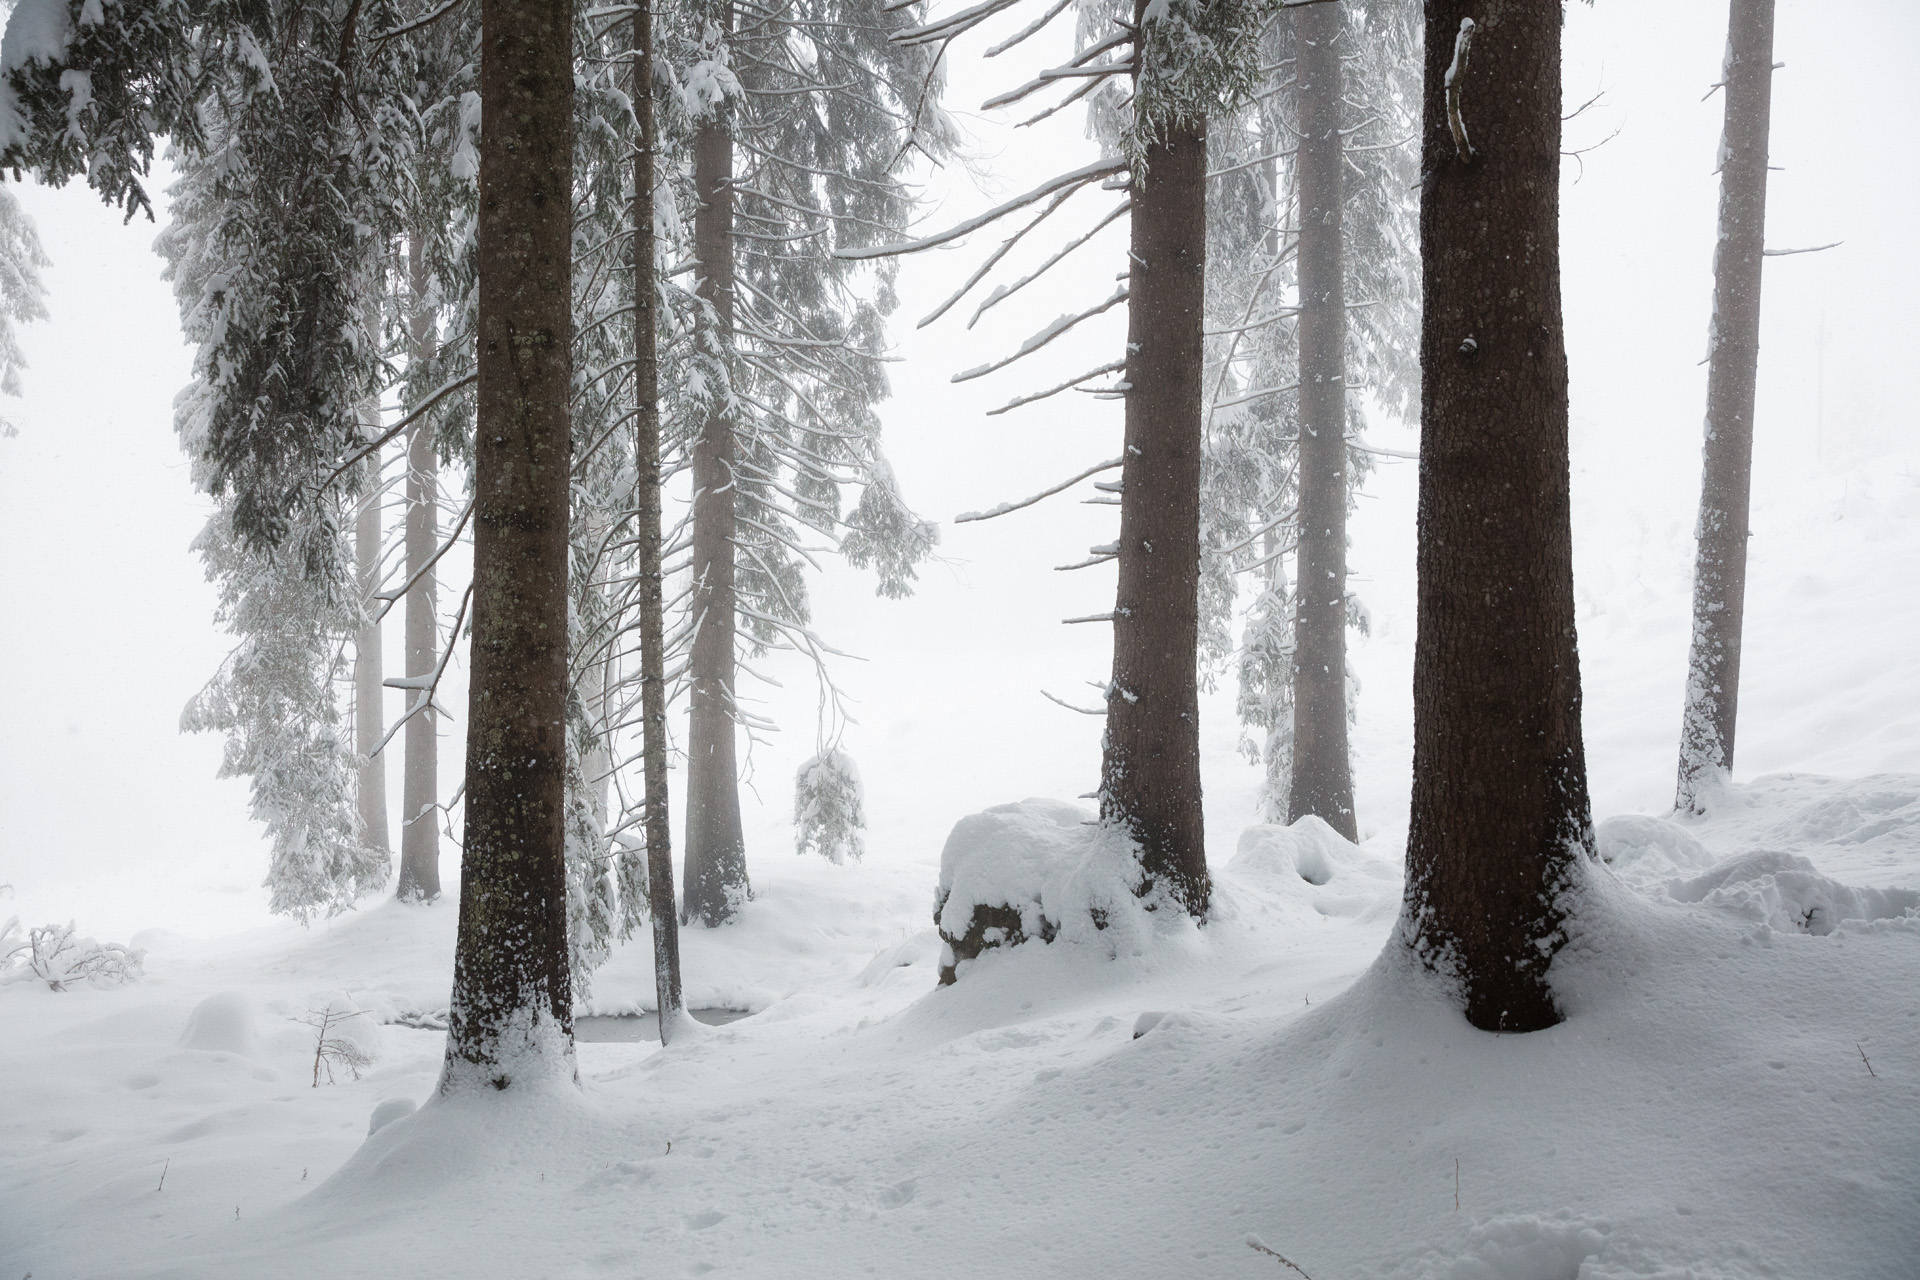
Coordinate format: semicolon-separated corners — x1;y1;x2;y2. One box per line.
956;456;1123;524
953;286;1128;383
893;0;1027;48
987;359;1127;416
1763;241;1841;257
970;199;1131;329
836;160;1125;261
320;372;477;493
1041;689;1106;715
986;0;1072;57
372;580;473;758
917;188;1076;329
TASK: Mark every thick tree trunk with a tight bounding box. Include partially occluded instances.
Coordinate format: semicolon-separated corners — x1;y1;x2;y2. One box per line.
682;6;749;927
634;0;684;1039
1402;2;1595;1034
1099;33;1209;918
1286;0;1357;841
352;441;390;854
397;235;442;901
441;0;576;1091
1677;0;1775;813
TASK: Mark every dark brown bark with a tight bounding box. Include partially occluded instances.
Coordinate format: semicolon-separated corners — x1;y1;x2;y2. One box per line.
1099;30;1209;918
353;447;390;854
633;0;684;1038
682;4;750;928
1286;0;1357;842
397;235;443;901
441;0;576;1090
1677;0;1775;813
1402;1;1594;1034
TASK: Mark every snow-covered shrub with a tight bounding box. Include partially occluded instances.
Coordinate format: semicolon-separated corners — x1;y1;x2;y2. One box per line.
932;799;1168;984
794;748;866;864
1;921;145;991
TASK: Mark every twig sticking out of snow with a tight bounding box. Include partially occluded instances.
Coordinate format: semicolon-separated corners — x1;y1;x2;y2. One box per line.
301;1005;373;1087
1246;1235;1316;1279
1858;1043;1877;1078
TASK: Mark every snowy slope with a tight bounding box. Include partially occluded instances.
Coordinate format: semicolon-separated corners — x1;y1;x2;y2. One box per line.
2;767;1916;1279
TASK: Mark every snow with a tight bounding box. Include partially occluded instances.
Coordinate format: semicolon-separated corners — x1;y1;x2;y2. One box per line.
2;2;1918;1276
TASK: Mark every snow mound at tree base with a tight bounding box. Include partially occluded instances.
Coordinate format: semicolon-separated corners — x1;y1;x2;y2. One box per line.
932;798;1189;983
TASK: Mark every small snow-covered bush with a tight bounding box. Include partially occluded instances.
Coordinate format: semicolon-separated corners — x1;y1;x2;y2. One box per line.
794;748;866;864
932;799;1167;984
1;921;146;991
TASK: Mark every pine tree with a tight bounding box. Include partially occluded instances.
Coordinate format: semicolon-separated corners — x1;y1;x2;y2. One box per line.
1401;1;1595;1034
1675;0;1775;814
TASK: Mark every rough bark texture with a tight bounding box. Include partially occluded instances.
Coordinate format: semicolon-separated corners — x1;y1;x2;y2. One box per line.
682;9;750;927
397;235;442;901
1286;0;1357;842
353;446;390;854
1099;55;1209;918
1402;0;1594;1034
1676;0;1775;813
441;0;576;1090
634;0;684;1038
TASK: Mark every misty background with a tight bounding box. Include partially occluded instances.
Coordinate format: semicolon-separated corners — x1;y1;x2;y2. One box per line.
1;0;1914;939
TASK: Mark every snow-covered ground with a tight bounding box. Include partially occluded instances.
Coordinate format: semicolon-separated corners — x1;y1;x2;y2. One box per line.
4;443;1918;1277
3;762;1917;1278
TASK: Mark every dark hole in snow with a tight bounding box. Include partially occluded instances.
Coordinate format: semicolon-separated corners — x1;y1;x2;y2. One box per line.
574;1009;753;1043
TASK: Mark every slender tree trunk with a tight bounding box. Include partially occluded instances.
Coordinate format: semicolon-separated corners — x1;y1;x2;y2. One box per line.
634;0;684;1039
353;436;390;854
1287;0;1357;841
1677;0;1775;813
1402;2;1595;1034
682;2;749;927
1100;14;1209;919
397;235;443;900
441;0;576;1091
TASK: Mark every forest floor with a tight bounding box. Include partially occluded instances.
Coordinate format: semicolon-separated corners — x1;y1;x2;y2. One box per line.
1;772;1916;1279
3;456;1917;1278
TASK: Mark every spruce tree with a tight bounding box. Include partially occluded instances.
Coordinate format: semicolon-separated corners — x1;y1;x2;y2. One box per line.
0;184;49;437
1401;0;1595;1033
441;0;579;1090
1675;0;1775;813
668;0;947;925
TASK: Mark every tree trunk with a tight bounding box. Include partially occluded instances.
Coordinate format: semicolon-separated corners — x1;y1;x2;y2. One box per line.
1286;0;1357;842
397;235;442;901
1099;21;1209;919
634;0;684;1039
441;0;576;1091
1402;1;1595;1034
682;3;749;927
353;436;390;855
1676;0;1775;813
